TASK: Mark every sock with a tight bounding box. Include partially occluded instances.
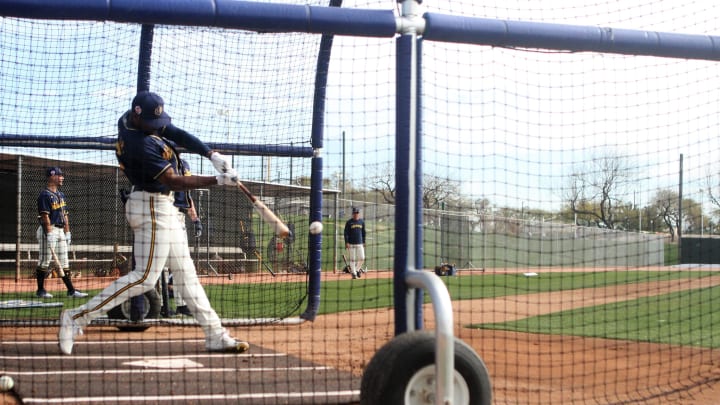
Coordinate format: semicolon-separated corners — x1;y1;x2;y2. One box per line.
61;274;75;293
35;268;47;292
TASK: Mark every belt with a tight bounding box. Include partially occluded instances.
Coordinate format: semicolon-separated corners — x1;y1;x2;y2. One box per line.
53;224;65;229
131;186;171;196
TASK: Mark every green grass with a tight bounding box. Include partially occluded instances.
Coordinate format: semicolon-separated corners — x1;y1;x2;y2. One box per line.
475;285;720;348
441;270;713;299
3;270;719;348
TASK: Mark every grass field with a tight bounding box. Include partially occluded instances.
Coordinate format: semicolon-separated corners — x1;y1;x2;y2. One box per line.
3;270;718;349
477;284;720;348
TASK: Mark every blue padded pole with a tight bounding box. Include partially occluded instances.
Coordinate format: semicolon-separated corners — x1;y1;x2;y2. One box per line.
0;136;313;157
394;33;415;335
301;155;324;321
413;36;424;330
0;0;397;38
422;13;720;61
301;0;342;321
128;24;155;320
136;25;154;93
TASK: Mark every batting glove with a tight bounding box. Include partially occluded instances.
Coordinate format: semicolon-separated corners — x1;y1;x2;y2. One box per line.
216;173;237;186
65;232;72;246
210;152;233;174
46;232;58;245
193;220;203;237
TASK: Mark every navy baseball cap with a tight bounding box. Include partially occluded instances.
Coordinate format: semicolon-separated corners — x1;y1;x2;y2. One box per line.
352;207;360;214
46;167;63;177
132;91;171;129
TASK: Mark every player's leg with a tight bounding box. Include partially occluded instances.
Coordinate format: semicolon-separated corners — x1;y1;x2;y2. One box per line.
35;226;52;298
349;244;361;278
172;272;190;315
56;233;87;298
356;244;365;272
59;193;169;354
172;212;191;315
167;218;248;352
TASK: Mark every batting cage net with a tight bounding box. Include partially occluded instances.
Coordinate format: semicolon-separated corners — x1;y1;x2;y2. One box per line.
2;0;720;404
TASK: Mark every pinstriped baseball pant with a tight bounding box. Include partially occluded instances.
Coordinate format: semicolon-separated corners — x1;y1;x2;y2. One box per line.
71;191;224;336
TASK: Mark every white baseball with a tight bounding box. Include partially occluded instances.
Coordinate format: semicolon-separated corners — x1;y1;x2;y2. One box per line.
309;221;323;235
0;376;14;391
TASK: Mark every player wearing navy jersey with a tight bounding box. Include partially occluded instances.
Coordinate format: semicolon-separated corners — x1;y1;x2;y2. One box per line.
36;167;88;299
344;207;366;279
59;91;245;355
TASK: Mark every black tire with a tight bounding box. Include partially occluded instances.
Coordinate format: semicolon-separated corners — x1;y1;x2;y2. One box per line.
107;289;162;320
360;331;492;405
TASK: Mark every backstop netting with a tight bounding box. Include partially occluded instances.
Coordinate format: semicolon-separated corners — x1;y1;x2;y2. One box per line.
2;0;720;404
0;9;329;317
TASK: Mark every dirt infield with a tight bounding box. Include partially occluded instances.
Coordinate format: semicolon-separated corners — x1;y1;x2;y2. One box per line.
2;270;720;403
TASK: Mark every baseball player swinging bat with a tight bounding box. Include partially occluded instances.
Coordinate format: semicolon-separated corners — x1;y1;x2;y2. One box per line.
48;246;66;278
236;180;290;238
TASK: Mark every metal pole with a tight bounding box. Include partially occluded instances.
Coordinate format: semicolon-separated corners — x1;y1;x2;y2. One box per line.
678;154;683;256
15;156;22;282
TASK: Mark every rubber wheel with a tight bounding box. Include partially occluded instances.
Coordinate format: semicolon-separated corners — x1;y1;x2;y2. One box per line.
360;331;492;405
107;289;162;320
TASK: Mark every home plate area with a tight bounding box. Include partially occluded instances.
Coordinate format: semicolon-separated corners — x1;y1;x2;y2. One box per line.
2;337;359;404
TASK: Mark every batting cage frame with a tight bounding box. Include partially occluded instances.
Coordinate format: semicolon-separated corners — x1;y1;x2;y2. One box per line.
2;0;720;404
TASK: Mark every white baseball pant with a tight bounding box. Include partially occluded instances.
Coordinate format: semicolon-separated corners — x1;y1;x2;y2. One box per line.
70;191;223;336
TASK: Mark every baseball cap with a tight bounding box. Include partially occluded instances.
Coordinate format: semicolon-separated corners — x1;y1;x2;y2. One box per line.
46;167;63;177
132;91;171;129
352;207;360;214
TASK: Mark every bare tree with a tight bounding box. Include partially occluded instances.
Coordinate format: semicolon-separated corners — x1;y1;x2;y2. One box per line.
368;164;396;205
647;189;701;241
649;189;679;241
565;152;634;229
369;163;462;209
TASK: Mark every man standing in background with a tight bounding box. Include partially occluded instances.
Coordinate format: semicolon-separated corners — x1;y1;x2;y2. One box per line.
36;167;88;299
344;207;366;279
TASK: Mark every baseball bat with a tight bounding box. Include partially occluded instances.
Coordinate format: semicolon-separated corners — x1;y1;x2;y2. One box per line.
48;246;66;278
252;249;276;277
236;181;290;238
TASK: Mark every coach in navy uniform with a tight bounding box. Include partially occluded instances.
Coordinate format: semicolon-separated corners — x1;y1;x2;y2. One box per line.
344;207;366;279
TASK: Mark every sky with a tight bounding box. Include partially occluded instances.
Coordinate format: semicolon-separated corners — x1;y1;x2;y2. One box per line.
2;0;720;213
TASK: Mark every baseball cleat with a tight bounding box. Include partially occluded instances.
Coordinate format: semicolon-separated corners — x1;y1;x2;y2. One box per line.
206;330;250;353
36;290;53;298
175;305;192;316
67;290;88;298
58;310;83;355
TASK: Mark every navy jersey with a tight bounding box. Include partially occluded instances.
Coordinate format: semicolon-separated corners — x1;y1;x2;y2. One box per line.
344;218;366;245
173;159;192;209
38;189;67;226
115;111;211;192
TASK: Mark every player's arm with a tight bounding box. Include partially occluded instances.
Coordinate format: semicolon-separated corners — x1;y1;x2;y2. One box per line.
159;124;212;157
161;125;235;176
39;212;52;234
187;199;199;222
157;168;227;191
63;211;70;233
